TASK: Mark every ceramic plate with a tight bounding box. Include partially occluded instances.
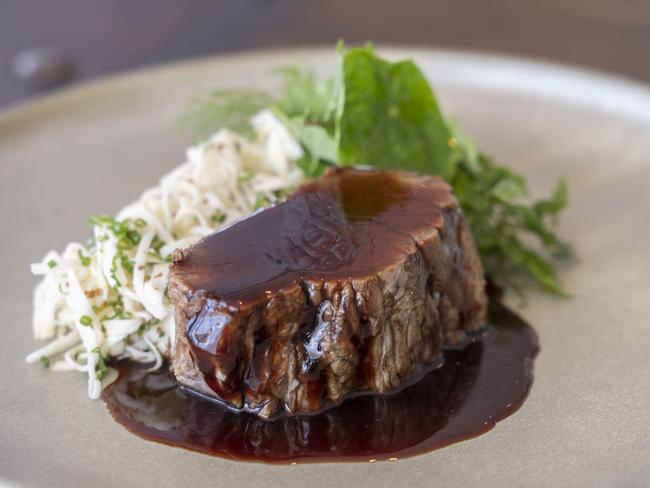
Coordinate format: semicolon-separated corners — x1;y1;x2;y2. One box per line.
1;48;649;487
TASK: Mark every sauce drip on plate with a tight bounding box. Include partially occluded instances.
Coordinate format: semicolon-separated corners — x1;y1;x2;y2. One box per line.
102;300;538;463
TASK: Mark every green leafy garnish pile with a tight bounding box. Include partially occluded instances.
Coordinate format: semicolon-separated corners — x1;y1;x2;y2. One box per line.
181;44;571;297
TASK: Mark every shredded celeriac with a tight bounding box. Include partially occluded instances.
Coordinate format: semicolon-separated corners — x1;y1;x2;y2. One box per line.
28;110;304;399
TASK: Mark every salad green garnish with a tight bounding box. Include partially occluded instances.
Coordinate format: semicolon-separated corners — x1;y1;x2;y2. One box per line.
181;44;571;298
180;88;275;138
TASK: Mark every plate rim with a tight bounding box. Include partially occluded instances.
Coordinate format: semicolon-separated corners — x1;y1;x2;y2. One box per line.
3;45;650;488
2;45;650;128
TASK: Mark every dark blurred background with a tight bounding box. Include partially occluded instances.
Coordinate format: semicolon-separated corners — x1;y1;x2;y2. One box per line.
2;0;650;107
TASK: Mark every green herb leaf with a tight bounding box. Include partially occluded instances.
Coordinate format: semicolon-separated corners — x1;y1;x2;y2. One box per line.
40;356;50;368
47;259;57;269
295;154;331;178
274;111;337;177
337;47;460;180
274;66;337;125
179;88;275;140
283;115;338;163
451;152;570;296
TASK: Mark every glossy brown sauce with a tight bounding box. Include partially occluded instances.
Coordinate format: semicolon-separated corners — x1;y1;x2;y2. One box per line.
103;300;538;463
172;168;455;302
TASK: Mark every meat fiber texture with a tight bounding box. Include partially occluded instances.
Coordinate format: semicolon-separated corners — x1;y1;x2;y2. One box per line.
169;168;487;418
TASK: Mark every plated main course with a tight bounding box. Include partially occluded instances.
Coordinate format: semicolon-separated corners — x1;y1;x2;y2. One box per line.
26;45;569;462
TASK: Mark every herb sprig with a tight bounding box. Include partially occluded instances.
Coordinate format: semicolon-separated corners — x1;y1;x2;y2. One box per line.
181;45;571;297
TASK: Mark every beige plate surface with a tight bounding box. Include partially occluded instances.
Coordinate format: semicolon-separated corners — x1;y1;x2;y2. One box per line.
1;47;649;488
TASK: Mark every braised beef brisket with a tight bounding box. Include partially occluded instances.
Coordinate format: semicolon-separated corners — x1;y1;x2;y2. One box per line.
169;167;487;418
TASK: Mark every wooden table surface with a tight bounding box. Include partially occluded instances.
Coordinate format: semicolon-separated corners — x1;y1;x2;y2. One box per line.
2;0;650;108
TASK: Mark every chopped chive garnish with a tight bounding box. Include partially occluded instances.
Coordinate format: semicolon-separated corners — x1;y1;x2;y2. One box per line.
273;188;291;199
254;193;270;209
210;212;227;224
136;318;160;337
111;273;122;288
119;253;134;273
47;259;57;268
91;347;108;380
90;215;142;249
110;254;123;287
151;235;165;250
127;230;141;245
88;215;114;227
40;356;50;368
238;169;254;182
77;250;91;266
79;315;93;327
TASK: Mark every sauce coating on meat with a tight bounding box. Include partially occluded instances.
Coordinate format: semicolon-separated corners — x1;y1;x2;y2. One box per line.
172;169;455;302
